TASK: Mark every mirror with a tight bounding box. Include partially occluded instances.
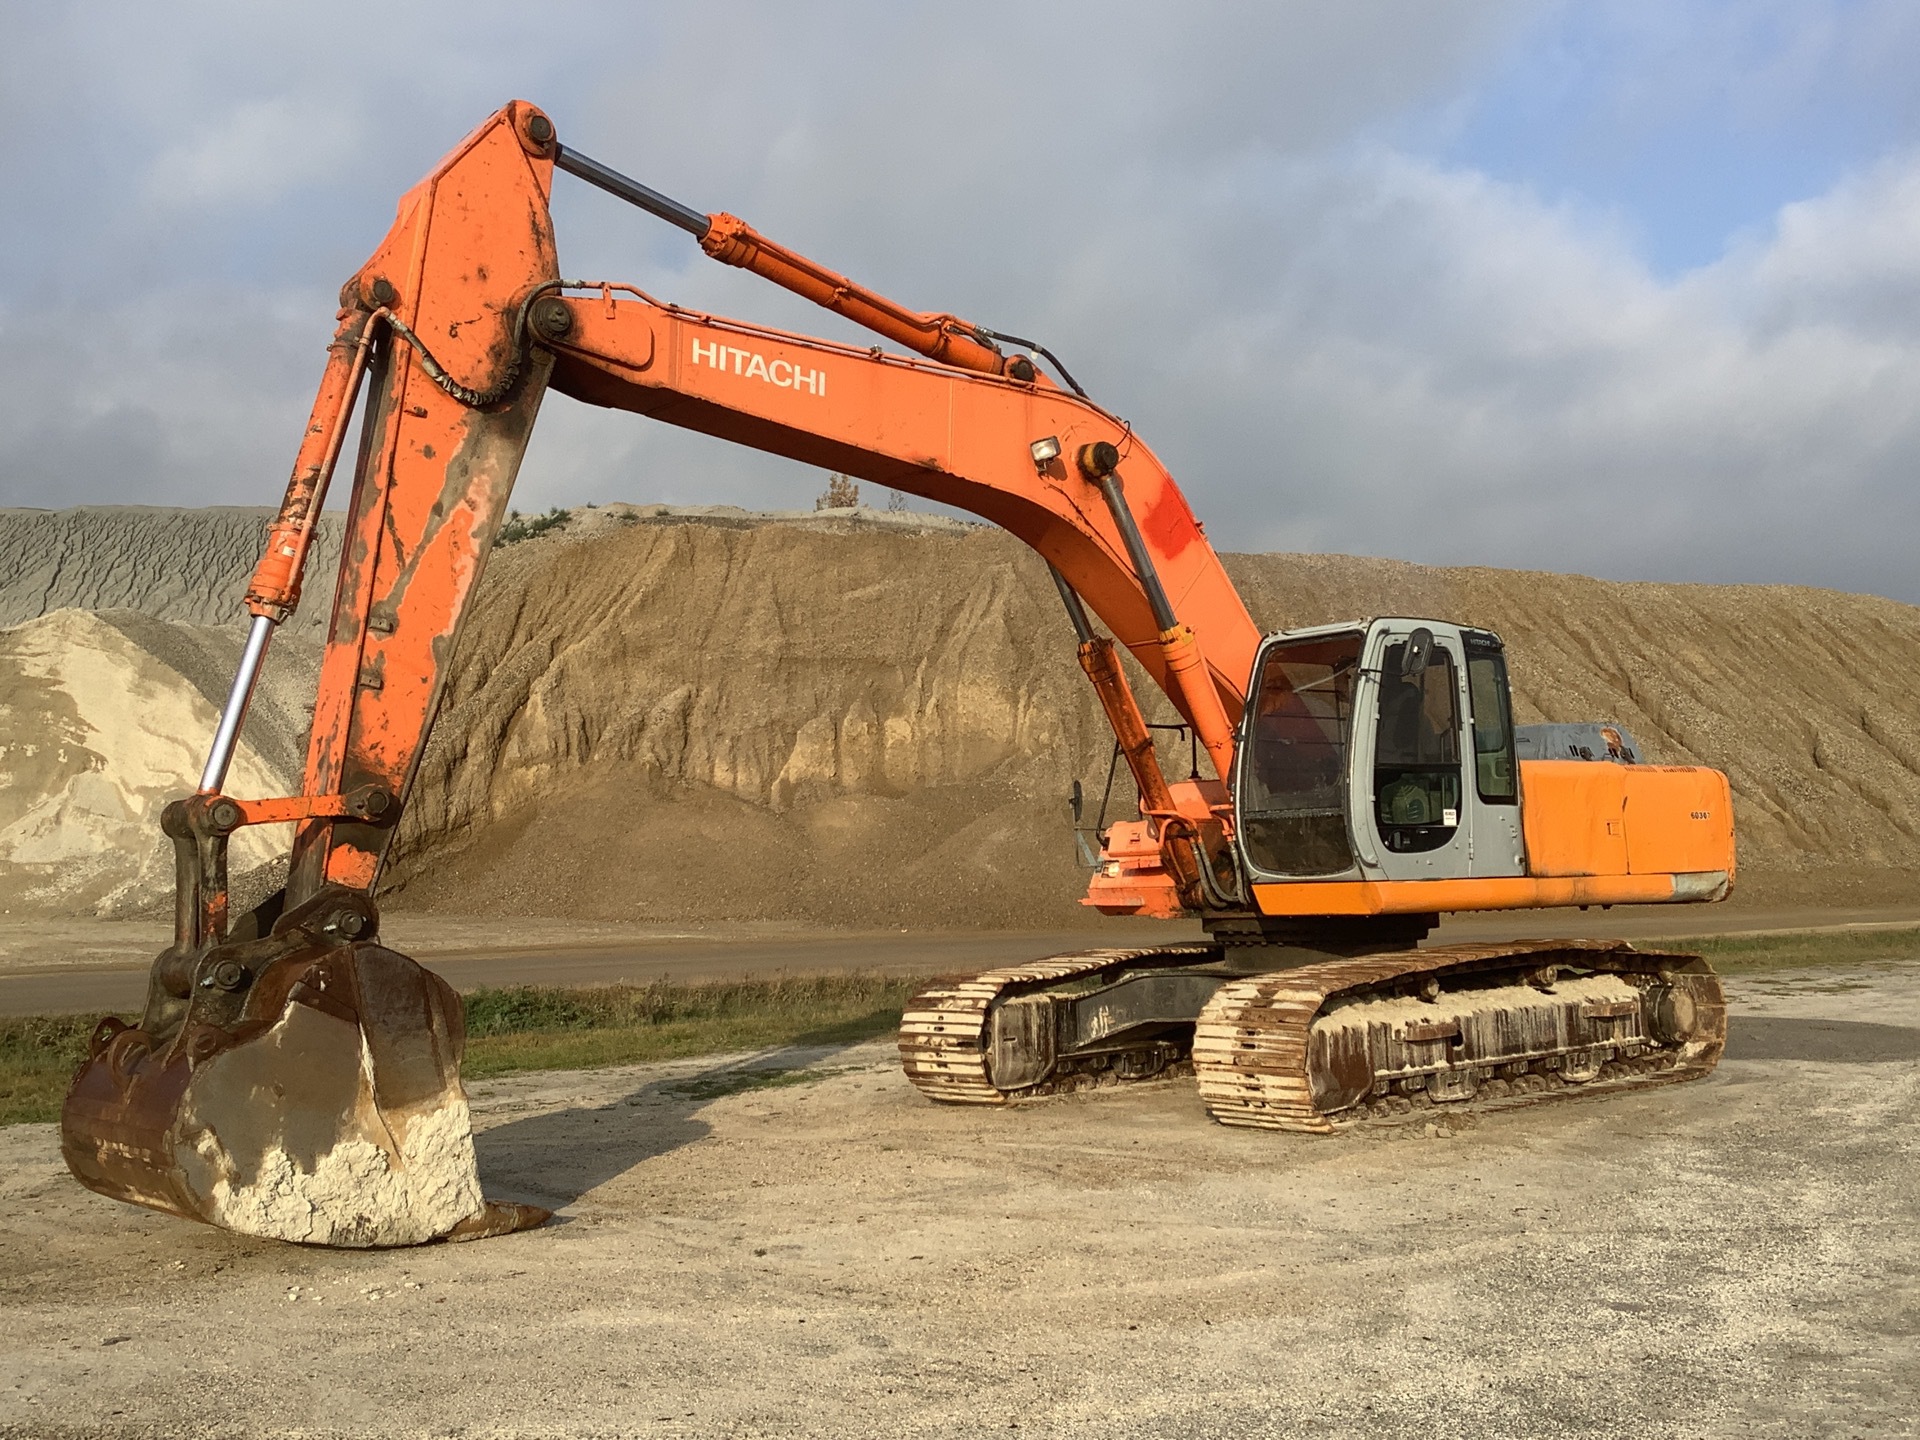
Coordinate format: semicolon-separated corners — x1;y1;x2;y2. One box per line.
1069;778;1084;824
1399;626;1435;678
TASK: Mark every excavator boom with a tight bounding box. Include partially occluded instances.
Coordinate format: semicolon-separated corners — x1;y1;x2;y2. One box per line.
60;102;1732;1245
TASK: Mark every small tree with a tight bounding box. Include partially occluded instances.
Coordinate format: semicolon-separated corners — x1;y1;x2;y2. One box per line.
815;473;859;510
886;489;908;512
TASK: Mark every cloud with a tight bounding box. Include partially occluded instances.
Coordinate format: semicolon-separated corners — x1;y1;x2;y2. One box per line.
2;2;1918;605
1087;145;1920;594
0;284;324;508
143;97;366;210
1732;149;1920;338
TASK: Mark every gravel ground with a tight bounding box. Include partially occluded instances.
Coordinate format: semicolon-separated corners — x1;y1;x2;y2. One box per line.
2;961;1916;1439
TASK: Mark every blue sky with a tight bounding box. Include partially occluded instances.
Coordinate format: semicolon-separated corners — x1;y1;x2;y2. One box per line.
1434;2;1920;274
3;2;1919;601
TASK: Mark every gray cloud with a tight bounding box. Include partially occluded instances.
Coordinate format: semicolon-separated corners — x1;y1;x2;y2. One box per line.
3;2;1917;602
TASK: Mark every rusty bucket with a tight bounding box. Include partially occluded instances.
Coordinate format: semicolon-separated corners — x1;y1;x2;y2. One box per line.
61;887;546;1246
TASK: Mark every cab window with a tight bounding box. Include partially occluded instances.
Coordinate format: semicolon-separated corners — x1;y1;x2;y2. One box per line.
1465;641;1518;803
1374;642;1462;853
1238;632;1362;877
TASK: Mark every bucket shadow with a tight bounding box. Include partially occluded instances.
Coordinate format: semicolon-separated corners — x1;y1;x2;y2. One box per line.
470;1013;898;1213
1725;1016;1920;1064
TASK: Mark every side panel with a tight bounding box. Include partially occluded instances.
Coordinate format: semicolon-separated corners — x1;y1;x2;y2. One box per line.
1518;760;1735;883
1623;767;1737;879
1520;760;1629;877
1250;873;1703;916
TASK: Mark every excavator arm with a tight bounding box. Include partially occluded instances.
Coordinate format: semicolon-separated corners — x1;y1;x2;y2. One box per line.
237;101;1258;913
60;101;1263;1245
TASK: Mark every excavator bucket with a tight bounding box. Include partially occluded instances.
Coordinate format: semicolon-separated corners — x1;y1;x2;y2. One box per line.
62;888;544;1246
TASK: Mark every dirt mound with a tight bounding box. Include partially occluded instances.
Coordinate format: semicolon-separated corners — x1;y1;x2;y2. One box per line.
0;507;343;635
384;519;1108;929
379;516;1920;926
5;506;1918;926
0;503;960;634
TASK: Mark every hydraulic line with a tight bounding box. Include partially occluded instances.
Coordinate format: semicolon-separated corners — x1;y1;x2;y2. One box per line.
974;327;1088;398
1082;455;1235;783
209;306;382;794
550;142;1018;378
1095;474;1179;632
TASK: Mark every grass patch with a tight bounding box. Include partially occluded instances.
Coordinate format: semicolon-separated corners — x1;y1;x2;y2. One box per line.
0;1014;110;1127
15;929;1909;1126
1648;925;1920;974
0;974;924;1127
459;973;922;1080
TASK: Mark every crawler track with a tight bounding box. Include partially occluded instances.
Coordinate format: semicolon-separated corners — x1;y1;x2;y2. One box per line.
898;945;1217;1104
1193;939;1726;1132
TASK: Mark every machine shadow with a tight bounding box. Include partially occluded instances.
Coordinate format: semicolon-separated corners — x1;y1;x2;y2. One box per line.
1724;1016;1920;1064
469;1017;898;1213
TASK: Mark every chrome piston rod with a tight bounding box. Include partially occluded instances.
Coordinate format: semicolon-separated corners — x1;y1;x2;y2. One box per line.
198;613;275;794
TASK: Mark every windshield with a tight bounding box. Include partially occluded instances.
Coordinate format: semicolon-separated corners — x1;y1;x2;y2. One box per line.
1238;632;1363;877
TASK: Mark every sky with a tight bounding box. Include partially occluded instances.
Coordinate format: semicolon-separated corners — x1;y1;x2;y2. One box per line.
3;1;1918;601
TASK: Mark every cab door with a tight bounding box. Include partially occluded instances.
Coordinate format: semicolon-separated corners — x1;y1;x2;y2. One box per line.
1356;624;1476;883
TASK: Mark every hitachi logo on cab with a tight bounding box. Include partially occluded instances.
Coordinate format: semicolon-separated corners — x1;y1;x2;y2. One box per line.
689;338;826;396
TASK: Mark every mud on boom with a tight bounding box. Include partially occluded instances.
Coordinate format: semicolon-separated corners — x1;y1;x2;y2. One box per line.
62;102;1731;1247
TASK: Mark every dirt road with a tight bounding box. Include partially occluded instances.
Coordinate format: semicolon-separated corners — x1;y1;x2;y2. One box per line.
6;905;1919;1017
3;958;1916;1438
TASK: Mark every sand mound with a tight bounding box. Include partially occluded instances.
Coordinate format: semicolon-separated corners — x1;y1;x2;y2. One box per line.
0;610;295;915
4;505;1918;925
383;518;1109;929
0;503;955;633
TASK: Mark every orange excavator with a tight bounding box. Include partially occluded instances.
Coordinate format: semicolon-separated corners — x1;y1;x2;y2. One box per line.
62;103;1732;1246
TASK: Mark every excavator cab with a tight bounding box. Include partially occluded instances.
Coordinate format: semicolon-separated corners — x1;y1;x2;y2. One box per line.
1235;619;1527;889
1234;615;1734;928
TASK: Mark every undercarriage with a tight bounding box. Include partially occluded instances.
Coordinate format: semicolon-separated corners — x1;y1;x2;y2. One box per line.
898;936;1726;1129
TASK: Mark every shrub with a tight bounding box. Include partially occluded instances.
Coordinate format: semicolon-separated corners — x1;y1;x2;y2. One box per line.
495;507;572;547
814;474;859;510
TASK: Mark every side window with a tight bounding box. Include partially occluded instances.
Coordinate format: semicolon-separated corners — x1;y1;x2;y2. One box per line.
1374;643;1462;853
1466;644;1518;803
